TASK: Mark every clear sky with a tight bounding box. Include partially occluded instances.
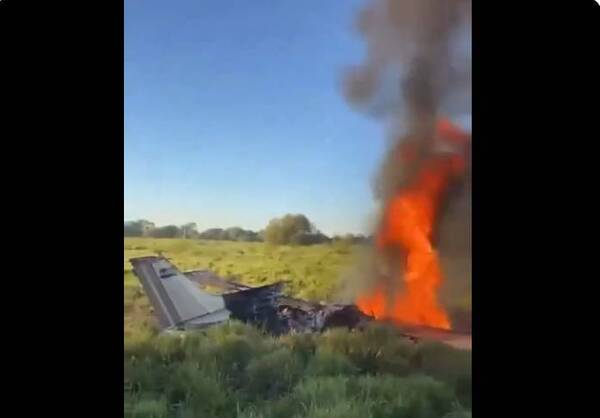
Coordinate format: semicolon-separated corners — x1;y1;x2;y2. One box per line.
125;1;471;235
125;0;387;236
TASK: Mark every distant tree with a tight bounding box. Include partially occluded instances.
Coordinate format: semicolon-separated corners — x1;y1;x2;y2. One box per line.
315;232;332;244
181;222;198;239
197;227;262;242
290;231;331;245
198;228;225;240
224;227;245;241
124;219;155;237
244;230;262;242
226;227;261;242
149;225;181;238
353;234;369;244
332;233;370;245
257;229;266;241
124;221;142;237
139;220;155;236
264;214;322;245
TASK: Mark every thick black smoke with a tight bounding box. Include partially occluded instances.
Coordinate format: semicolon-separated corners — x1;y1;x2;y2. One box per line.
339;0;472;313
345;0;471;202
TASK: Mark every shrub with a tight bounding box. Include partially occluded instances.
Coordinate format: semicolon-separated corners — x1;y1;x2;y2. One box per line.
348;374;456;418
264;214;328;245
283;375;456;418
243;348;304;399
127;396;168;418
319;324;417;375
164;362;234;417
305;349;359;377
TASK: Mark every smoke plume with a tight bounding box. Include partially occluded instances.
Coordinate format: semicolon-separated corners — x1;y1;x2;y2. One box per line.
341;0;472;329
345;0;471;201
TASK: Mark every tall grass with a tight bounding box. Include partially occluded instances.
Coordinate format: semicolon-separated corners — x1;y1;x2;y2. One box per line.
124;322;471;417
124;239;471;417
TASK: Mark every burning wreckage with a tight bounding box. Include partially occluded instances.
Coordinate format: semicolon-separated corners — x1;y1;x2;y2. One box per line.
130;256;472;349
130;256;372;335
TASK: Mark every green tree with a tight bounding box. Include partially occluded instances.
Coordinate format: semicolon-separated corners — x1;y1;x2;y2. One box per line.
149;225;181;238
124;221;142;237
264;214;317;245
124;219;155;237
198;228;226;240
181;222;198;239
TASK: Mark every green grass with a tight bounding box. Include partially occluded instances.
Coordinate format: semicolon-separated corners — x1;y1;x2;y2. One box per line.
124;322;471;418
124;238;471;417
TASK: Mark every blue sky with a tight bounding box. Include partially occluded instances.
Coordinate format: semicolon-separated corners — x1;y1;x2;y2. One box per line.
125;0;386;235
124;1;470;235
124;0;470;234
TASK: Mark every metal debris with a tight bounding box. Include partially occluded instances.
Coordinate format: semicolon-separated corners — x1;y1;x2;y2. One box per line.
131;256;373;335
130;256;471;350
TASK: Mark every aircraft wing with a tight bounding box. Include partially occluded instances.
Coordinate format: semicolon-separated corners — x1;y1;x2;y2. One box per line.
130;256;231;330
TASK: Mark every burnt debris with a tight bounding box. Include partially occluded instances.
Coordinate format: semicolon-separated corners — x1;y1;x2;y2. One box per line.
184;269;373;335
130;256;470;348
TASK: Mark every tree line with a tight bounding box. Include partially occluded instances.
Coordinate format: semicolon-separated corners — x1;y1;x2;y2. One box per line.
124;214;370;246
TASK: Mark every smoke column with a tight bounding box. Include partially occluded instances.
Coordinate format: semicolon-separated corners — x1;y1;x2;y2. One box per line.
346;0;471;201
342;0;472;330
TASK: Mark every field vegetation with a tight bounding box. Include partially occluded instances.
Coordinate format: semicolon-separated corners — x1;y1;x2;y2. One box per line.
124;238;471;418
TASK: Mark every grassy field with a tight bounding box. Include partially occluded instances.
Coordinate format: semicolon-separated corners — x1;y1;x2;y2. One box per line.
124;238;472;418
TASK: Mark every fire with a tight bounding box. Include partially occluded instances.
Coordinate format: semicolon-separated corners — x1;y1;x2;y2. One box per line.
357;118;469;330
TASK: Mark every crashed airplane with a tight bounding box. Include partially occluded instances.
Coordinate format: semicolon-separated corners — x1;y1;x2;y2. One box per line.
130;256;371;335
130;256;471;349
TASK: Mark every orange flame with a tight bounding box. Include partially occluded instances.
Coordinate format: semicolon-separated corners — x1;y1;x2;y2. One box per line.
357;118;469;330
